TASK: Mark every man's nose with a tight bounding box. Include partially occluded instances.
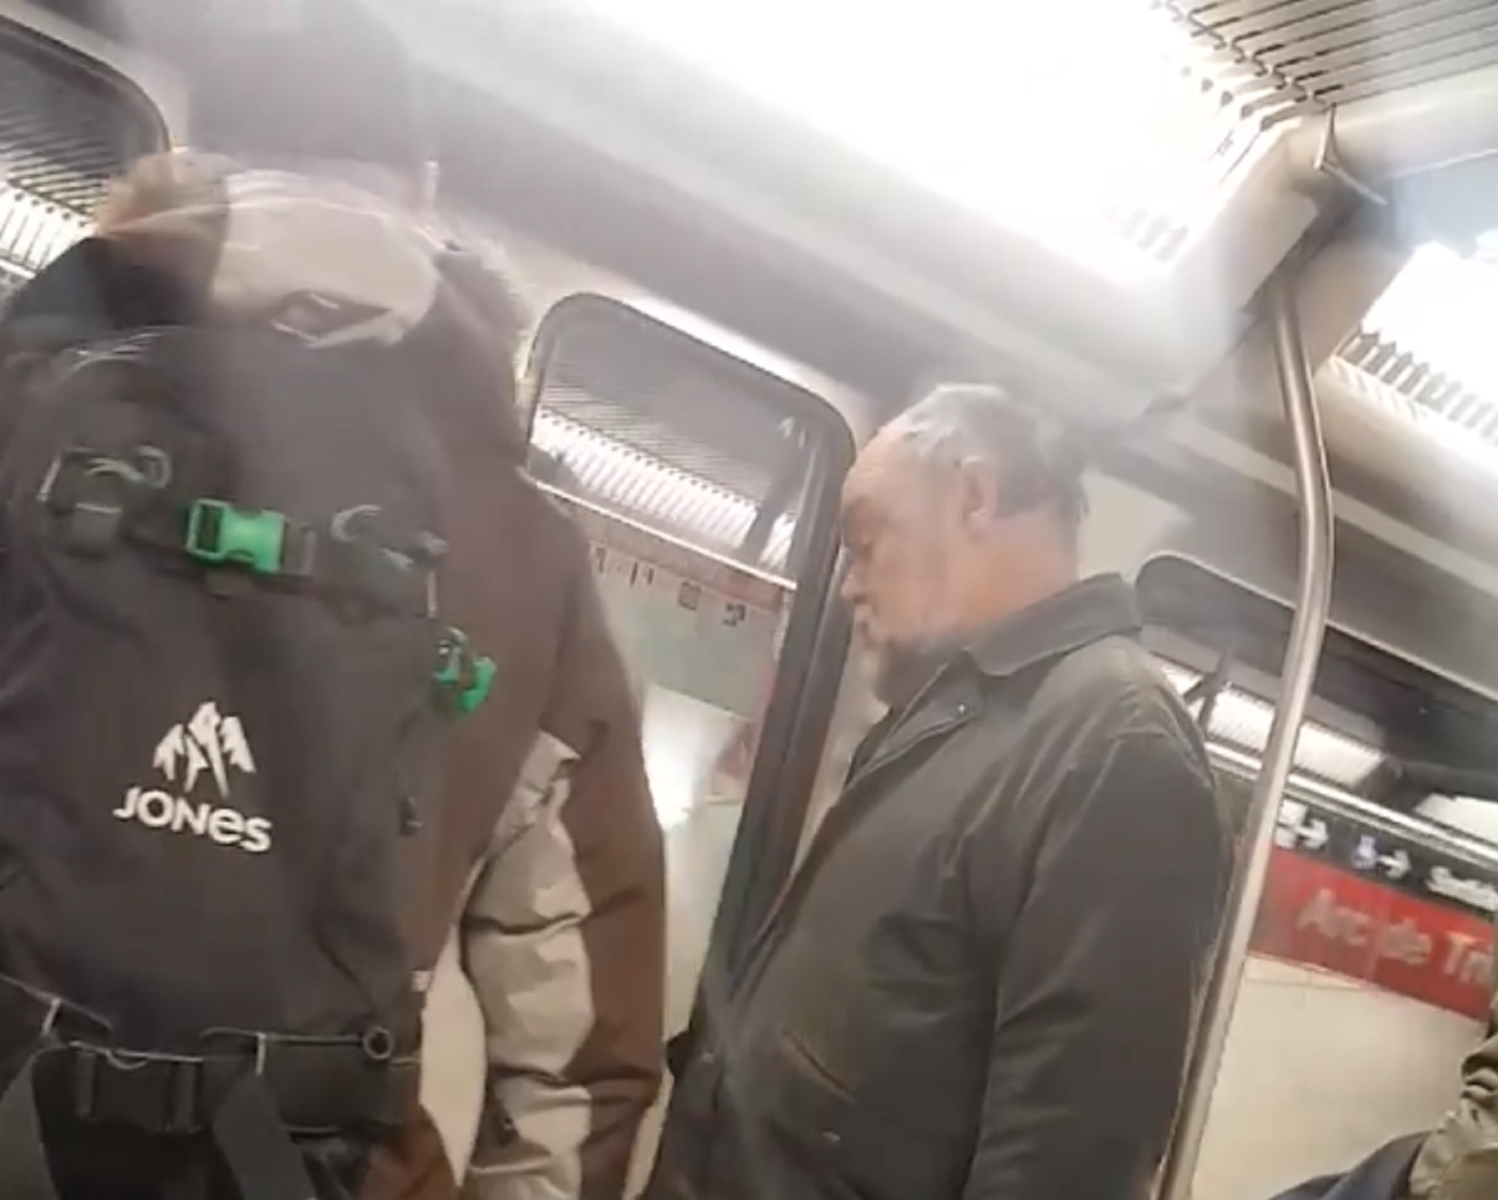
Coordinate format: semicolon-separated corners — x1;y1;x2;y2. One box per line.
839;561;861;606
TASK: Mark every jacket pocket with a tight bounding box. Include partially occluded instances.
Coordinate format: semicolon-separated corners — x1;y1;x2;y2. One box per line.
771;1028;969;1200
778;1029;855;1106
766;1029;870;1200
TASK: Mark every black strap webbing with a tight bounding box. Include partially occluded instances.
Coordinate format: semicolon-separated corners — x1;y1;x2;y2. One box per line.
41;452;436;619
0;1052;60;1200
0;1046;375;1200
128;500;431;618
212;1074;319;1200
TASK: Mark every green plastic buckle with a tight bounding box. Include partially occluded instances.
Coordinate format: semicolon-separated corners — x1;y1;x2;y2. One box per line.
435;628;496;716
184;500;287;575
460;657;497;715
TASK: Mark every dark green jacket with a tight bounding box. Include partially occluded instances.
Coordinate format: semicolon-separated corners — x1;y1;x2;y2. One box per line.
646;577;1233;1200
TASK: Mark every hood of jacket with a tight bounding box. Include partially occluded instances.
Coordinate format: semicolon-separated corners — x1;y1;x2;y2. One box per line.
5;150;529;463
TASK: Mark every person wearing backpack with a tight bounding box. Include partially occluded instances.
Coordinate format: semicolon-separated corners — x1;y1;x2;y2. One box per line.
0;6;665;1199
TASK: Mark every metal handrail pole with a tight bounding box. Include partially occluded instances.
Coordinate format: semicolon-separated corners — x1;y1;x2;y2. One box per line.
1157;274;1337;1200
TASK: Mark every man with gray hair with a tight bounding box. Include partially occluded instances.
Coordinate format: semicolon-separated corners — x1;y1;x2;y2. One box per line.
645;383;1233;1200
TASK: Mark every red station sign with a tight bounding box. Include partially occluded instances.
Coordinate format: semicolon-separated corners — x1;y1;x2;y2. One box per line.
1251;811;1495;1021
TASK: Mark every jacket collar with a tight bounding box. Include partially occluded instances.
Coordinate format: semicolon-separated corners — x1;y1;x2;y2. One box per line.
849;577;1141;784
964;573;1143;679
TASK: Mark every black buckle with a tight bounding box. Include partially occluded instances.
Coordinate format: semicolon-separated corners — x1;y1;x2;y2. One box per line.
39;447;171;558
318;540;428;620
324;505;443;618
330;506;447;569
70;1046;204;1136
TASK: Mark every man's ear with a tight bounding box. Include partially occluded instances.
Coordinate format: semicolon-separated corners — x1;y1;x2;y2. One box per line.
956;462;998;536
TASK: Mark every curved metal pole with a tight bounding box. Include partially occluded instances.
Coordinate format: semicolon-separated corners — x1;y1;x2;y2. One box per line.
1157;275;1337;1200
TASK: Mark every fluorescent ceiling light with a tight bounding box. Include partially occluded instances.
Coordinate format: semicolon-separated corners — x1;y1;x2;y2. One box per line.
0;184;89;279
568;0;1240;273
532;408;796;576
1415;795;1498;846
1361;242;1498;403
1160;662;1382;789
1162;659;1498;839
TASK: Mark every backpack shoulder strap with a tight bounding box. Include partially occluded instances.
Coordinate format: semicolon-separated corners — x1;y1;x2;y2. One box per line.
5;236;191;340
0;237;194;453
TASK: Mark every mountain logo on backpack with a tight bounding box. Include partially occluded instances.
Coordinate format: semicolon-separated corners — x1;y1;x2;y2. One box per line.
112;701;272;854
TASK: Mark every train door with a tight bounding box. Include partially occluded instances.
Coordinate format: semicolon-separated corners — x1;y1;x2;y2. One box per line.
517;293;857;1191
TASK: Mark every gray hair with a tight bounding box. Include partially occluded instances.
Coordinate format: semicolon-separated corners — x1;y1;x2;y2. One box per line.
884;383;1089;535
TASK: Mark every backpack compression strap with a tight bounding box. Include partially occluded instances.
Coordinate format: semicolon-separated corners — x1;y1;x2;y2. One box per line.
39;446;496;714
41;447;438;615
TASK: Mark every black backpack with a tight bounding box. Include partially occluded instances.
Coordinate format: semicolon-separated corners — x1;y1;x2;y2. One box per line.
0;239;493;1199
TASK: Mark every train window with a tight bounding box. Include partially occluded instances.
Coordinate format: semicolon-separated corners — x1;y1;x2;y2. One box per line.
523;293;852;1030
1139;550;1498;1197
1139;553;1498;1003
0;22;167;298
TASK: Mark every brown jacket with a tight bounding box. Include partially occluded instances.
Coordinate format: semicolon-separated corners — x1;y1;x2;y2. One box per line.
92;152;666;1200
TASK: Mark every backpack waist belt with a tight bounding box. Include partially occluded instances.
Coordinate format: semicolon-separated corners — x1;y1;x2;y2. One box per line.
37;1035;420;1138
0;981;421;1200
0;971;420;1138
